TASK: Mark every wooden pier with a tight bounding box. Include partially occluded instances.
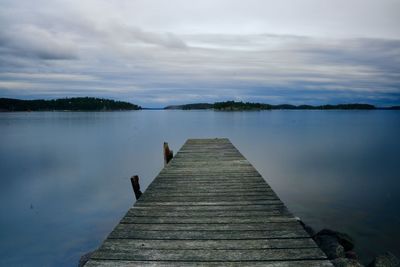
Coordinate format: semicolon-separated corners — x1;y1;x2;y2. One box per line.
86;138;332;266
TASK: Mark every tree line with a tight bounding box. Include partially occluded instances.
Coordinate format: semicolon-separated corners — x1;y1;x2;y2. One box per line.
0;97;141;111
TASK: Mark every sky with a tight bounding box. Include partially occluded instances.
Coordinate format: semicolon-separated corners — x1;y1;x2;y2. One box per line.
0;0;399;107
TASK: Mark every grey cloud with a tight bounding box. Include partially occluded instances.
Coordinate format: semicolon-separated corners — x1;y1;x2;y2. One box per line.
300;38;400;72
0;3;187;66
0;25;78;60
105;24;187;49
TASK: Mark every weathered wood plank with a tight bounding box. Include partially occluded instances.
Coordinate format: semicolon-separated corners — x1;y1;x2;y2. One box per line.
134;200;283;206
151;177;266;181
142;191;277;197
154;174;265;179
120;215;298;224
109;228;310;239
152;177;267;182
86;260;333;267
152;180;267;184
137;196;281;202
91;248;327;261
95;238;319;250
132;204;284;211
117;222;303;231
160;169;258;172
126;209;289;217
146;185;272;191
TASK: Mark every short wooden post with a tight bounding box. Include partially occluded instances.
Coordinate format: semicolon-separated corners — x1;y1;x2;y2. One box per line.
130;175;142;200
163;142;173;166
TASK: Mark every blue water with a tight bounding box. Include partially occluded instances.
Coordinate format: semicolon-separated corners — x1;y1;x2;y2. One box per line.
0;110;399;266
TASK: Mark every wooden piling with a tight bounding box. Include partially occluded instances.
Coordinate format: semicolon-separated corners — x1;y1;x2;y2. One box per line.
163;142;173;166
130;175;142;200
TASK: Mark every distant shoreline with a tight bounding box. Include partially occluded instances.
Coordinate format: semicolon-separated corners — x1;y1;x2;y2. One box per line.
0;97;141;112
1;98;399;111
164;101;400;111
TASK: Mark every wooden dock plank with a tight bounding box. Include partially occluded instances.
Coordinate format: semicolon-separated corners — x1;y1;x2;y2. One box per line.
115;222;302;231
134;200;284;206
120;216;298;224
93;238;319;250
108;229;311;240
91;248;327;261
131;204;285;211
86;260;333;267
125;210;290;218
85;138;332;266
137;196;281;202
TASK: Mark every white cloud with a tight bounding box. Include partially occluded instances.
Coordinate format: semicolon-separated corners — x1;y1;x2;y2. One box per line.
54;0;400;39
0;73;97;81
0;81;37;89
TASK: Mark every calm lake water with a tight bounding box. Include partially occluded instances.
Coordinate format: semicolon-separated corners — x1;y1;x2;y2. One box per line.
0;110;399;266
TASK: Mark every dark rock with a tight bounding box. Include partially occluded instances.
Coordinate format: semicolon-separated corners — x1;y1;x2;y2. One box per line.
367;252;400;267
314;234;345;259
346;251;359;260
296;218;316;236
331;258;364;267
317;229;355;251
303;224;316;236
79;251;94;267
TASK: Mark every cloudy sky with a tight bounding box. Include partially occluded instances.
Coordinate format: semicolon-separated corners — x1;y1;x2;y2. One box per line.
0;0;399;107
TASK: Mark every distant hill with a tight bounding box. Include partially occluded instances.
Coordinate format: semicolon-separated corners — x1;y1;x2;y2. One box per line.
214;101;272;110
164;103;214;110
386;106;400;110
164;101;378;110
0;97;141;111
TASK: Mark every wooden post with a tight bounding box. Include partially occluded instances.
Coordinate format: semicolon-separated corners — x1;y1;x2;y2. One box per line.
163;142;173;166
130;175;142;200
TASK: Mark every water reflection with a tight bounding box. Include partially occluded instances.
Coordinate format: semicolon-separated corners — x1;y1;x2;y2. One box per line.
0;110;399;266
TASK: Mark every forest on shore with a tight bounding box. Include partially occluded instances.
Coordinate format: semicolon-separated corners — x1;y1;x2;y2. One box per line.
165;101;399;110
0;97;141;111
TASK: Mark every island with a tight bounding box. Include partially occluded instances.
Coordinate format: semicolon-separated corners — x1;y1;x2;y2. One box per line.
0;97;141;111
165;101;399;110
